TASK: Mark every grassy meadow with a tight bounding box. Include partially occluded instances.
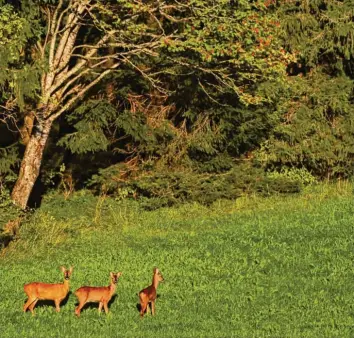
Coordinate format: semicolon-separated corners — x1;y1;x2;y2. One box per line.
1;184;354;337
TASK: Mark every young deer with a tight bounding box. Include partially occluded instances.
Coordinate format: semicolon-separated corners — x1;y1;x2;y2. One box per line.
139;267;164;317
23;266;73;314
74;272;122;317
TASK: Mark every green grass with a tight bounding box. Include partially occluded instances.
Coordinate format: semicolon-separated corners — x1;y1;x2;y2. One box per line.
1;184;354;337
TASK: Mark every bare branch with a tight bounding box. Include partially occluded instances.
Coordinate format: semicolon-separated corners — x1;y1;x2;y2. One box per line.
46;32;114;101
58;59;108;101
122;56;170;94
198;80;229;106
0;101;21;134
60;84;83;103
70;54;116;61
159;11;190;23
53;3;85;70
148;10;165;35
55;23;81;70
53;0;74;35
48;0;64;67
36;6;51;58
47;64;120;122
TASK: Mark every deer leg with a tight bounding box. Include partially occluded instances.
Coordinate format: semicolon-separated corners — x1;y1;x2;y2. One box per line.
140;301;147;317
103;301;109;314
98;302;103;314
75;301;86;317
54;299;61;312
151;300;156;316
23;297;36;313
28;299;38;314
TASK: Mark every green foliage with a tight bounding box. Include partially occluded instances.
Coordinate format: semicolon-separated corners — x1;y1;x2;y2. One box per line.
266;167;317;186
58;100;117;154
0;145;20;176
3;0;354;207
55;0;293;185
161;0;294;105
255;70;354;178
1;188;354;336
0;146;20;226
39;189;98;222
0;3;40;108
194;153;234;173
281;0;354;66
114;110;172;154
0;189;19;224
89;163;303;209
0;188;23;248
256;1;354;178
0;5;29;64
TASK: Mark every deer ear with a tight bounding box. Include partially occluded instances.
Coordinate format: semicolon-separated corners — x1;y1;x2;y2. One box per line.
69;266;73;273
153;267;158;273
110;272;114;278
60;266;66;272
118;272;122;277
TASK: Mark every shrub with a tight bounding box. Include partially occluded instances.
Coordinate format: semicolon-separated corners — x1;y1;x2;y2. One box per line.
0;188;23;248
266;167;317;186
89;163;303;210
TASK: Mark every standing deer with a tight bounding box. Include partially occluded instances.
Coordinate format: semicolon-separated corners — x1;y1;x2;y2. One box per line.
74;271;122;317
23;266;73;314
139;267;164;317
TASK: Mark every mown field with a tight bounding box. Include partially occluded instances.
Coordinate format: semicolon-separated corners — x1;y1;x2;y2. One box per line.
1;184;354;337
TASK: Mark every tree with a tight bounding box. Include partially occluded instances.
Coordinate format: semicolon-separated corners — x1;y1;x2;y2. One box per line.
1;0;293;209
256;0;354;178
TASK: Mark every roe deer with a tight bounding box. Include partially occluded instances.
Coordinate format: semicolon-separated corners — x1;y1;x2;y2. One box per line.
74;272;122;317
139;267;164;317
23;266;73;314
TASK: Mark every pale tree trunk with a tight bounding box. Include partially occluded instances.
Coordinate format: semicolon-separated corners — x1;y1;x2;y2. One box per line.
11;119;52;209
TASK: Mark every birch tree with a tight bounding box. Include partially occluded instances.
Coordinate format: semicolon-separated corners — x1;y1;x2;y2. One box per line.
8;0;184;208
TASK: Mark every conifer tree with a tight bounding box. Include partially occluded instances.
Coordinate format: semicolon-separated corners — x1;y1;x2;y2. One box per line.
256;0;354;178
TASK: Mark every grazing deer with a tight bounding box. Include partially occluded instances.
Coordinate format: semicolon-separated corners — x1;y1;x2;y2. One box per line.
23;266;73;314
139;267;164;317
74;272;122;317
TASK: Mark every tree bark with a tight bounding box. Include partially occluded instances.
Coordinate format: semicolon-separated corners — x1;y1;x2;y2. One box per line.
19;111;35;145
11;119;52;209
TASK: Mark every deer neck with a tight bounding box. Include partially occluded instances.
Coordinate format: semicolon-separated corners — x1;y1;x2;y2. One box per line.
63;279;70;292
152;275;159;290
109;282;117;296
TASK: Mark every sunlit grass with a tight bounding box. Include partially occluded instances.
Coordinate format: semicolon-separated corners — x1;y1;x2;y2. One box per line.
1;184;354;337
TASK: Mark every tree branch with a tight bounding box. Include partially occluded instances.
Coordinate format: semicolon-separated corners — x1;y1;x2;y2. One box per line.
53;1;89;70
47;64;120;123
48;0;64;69
122;56;170;94
46;32;114;101
58;59;109;102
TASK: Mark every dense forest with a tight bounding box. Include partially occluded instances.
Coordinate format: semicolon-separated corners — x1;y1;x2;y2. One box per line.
1;0;354;214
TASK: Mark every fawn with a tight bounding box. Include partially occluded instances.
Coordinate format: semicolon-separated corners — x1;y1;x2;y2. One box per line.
23;266;73;314
139;267;164;317
74;271;122;317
